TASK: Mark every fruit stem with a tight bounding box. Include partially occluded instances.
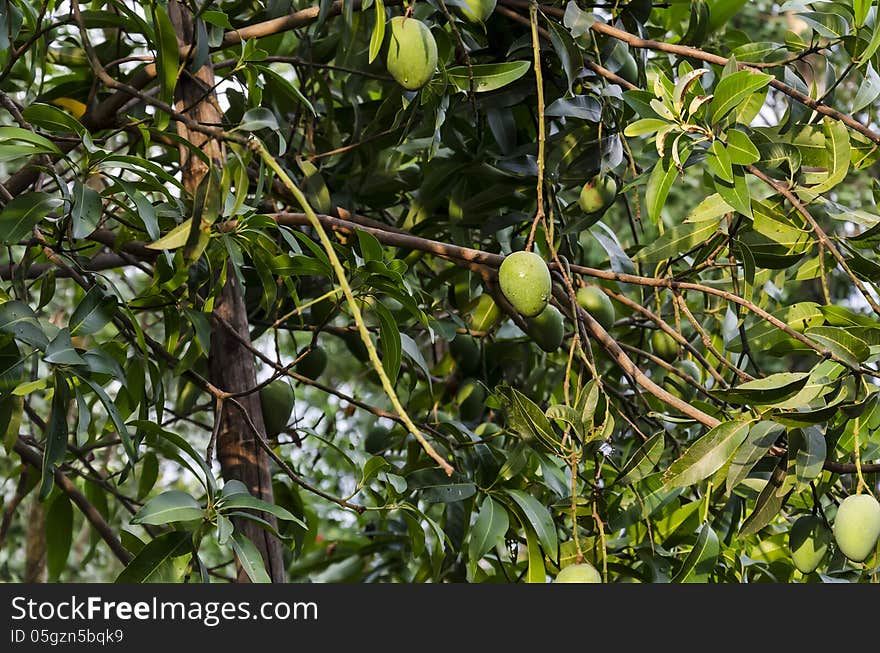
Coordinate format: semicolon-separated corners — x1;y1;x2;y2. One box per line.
702;480;712;523
252;139;454;476
525;1;546;252
569;449;583;562
592;497;608;582
853;416;865;494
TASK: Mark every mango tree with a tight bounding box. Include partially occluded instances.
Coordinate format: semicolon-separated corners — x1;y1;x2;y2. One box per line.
1;0;880;583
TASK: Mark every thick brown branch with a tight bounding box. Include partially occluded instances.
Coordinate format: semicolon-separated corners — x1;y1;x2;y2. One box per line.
219;0;403;48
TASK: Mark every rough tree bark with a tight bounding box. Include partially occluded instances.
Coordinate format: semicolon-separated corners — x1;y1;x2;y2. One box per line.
168;1;286;582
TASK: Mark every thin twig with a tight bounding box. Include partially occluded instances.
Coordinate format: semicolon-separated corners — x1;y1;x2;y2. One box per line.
252;140;454;475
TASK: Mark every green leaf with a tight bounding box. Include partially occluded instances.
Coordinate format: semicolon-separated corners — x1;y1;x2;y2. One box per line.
298;159;332;215
239;107;279;132
714;169;752;218
216;514;233;545
709;69;773;124
806;119;850;195
577;379;600;424
69;286;117;336
706;141;734;182
71;180;102;239
654;499;703;547
183;167;220;264
46;493;73;581
152;4;179;108
368;0;385;64
40;372;70;500
636;219;720;265
447;62;531;93
664;420;751;488
78;375;136;464
1;395;23;454
623;473;684;525
502;387;561;450
707;0;748;32
136;452;159;501
726;129;760;164
43;329;85;367
672;523;719;582
685;193;735;223
374;302;401;384
752;206;810;249
400;333;432;395
358;455;389;490
739;460;788;537
852;63;880;113
131;491;204;525
854;0;871;26
22;103;85;135
0;126;62;156
468;497;509;562
504;489;557;556
546;17;582;94
726;420;784;492
116;531;192;583
645;156;678;223
623;90;663;119
712;372;811;405
858;13;880;63
792;426;826;486
257;66;316;117
804;326;870;367
0;192;64;245
231;531;271;583
618;432;666;484
132;420;214;494
727;302;822;354
420;481;477;503
221;480;250;497
523;521;545;583
145;218;193;251
219;493;306;528
355;231;384;266
624;118;670;137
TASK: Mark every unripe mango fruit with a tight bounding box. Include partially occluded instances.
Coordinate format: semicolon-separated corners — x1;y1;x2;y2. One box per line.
651;330;678;362
555;562;601;583
578;174;617;215
833;494;880;562
498;251;551;317
525;305;564;353
576;286;615;331
259;379;295;437
386;17;438;90
295;347;327;380
618;52;638;85
789;515;831;574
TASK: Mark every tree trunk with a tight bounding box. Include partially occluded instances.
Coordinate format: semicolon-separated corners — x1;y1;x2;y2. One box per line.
168;1;286;583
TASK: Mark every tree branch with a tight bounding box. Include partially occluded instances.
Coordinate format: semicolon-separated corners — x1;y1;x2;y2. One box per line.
13;438;132;566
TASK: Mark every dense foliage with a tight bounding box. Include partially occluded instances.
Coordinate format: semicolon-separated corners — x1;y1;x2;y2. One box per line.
1;0;880;583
